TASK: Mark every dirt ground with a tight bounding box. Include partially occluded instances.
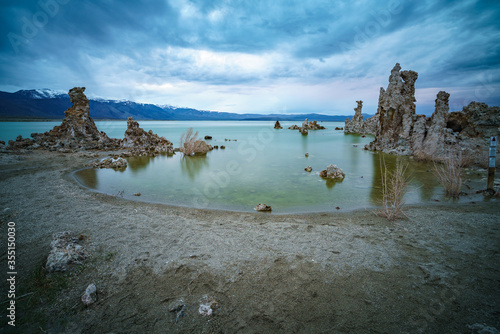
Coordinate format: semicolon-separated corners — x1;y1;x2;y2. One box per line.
0;151;499;333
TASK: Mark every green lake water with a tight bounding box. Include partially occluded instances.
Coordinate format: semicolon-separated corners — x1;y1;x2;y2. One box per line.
64;120;488;213
0;120;491;213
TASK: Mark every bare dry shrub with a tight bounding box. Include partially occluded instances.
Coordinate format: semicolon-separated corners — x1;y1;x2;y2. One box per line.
377;157;411;221
179;128;200;156
433;150;467;198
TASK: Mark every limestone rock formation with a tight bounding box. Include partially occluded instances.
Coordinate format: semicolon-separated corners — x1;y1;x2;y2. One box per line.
345;101;364;134
289;119;325;134
362;113;379;135
122;117;174;156
344;100;378;135
366;63;499;165
190;140;213;155
254;203;272;212
274;120;283;129
46;231;89;272
91;156;128;169
10;87;121;151
302;119;326;130
368;63;419;154
319;164;345;180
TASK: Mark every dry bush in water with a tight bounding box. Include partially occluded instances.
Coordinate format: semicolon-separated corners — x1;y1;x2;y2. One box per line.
433;150;467;198
378;157;411;221
180;128;203;156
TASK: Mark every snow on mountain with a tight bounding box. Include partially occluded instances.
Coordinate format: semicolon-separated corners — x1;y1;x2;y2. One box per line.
16;89;68;99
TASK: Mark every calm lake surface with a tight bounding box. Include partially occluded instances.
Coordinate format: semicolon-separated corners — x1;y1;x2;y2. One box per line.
1;121;488;213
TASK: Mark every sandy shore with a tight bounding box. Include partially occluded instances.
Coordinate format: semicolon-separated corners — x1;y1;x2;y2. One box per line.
0;150;499;333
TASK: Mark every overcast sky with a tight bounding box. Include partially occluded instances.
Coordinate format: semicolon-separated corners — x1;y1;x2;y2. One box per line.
1;0;499;115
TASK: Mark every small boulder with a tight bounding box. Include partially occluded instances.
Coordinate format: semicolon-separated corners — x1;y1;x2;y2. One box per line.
81;283;97;306
220;145;226;149
305;166;312;172
320;164;345;180
46;232;89;272
305;153;309;157
204;135;212;140
255;203;272;212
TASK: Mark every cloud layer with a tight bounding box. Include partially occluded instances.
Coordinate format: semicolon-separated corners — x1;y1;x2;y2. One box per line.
1;0;499;115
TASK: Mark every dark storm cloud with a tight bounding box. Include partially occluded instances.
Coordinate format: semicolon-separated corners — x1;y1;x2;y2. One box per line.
0;0;499;113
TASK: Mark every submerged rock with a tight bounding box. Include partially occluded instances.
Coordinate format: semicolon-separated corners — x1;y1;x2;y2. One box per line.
81;283;97;306
204;135;212;140
255;203;272;212
320;164;345;180
46;231;89;272
122;117;174;156
12;87;121;152
274;120;283;129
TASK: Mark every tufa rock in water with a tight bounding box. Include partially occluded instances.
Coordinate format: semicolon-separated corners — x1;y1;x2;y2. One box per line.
320;164;345;180
91;156;128;169
368;63;418;154
274;120;283;129
255;203;272;212
182;140;213;156
122;117;174;156
81;283;97;306
304;166;312;172
344;100;378;135
365;64;500;165
204;135;212;140
46;231;89;272
302;119;326;130
288;119;325;134
344;100;364;134
11;87;121;152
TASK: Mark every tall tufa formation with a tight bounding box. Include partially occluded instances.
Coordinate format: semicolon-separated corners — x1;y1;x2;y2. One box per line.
366;63;499;165
344;100;363;134
369;63;418;154
10;87;120;151
344;100;379;136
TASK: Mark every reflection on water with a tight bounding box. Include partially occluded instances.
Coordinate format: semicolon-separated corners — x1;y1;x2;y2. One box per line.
180;155;209;181
368;153;442;206
73;121;490;213
301;133;308;152
76;167;98;189
324;178;342;189
127;156;156;173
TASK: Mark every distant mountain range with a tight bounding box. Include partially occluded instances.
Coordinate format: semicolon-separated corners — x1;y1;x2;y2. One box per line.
0;89;362;121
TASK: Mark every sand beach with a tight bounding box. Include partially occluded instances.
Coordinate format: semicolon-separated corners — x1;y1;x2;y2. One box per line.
0;150;498;333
